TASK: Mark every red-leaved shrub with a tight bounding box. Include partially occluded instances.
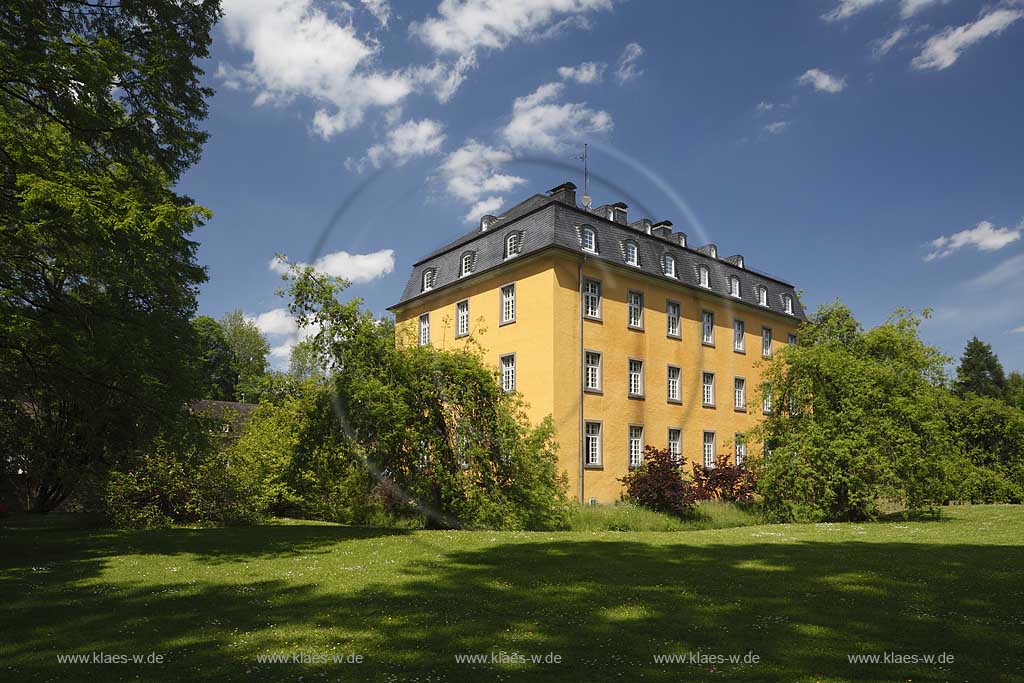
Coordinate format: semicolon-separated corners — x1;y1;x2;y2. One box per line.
619;446;695;517
690;454;757;504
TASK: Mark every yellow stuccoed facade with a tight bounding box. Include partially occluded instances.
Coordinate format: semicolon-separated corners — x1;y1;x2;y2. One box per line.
394;247;798;504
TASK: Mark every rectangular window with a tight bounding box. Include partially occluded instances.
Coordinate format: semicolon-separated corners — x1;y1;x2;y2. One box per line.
733;319;745;352
418;313;430;346
666;301;681;338
585;351;602;391
500;354;515;392
788;333;798;346
583;279;601;319
762;386;773;414
667;365;681;403
668;428;681;461
701;310;714;345
762;326;773;358
456;300;469;337
734;435;747;467
628;359;644;397
585;421;602;466
702;371;715;406
703;431;716;468
501;284;516;324
734;377;746;410
627;290;644;329
629;425;644;468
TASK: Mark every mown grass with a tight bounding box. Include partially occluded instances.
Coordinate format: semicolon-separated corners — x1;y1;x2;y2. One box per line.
2;506;1022;682
568;500;762;532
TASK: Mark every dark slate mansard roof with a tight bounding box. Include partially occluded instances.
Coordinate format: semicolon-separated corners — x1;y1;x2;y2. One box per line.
392;187;807;322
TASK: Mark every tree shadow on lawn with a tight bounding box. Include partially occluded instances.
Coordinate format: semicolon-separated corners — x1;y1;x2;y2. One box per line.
2;531;1022;683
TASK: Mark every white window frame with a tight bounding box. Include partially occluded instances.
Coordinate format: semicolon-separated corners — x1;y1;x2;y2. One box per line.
666;300;681;338
460;252;473;278
583;279;602;320
701;310;714;345
581;227;597;253
762;326;773;358
788;333;798;346
505;232;520;260
500;353;516;392
698;265;710;288
628;425;644;468
627;290;644;330
628;358;644;398
663;254;676;277
584;350;602;392
783;295;793;315
729;276;741;298
733;318;745;352
735;435;746;467
500;283;516;325
757;286;768;307
585;421;602;467
422;269;436;292
702;371;715;407
763;385;773;414
703;431;716;468
734;376;746;410
668;428;682;462
456;299;469;338
667;365;681;403
624;240;639;266
418;313;430;346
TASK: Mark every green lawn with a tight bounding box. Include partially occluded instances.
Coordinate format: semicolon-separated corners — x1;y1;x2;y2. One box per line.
2;506;1022;683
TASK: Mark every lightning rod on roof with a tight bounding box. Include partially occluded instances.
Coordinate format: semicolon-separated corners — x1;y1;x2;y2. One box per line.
575;143;592;210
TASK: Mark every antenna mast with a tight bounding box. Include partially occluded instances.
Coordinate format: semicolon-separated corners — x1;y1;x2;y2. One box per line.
576;143;592;210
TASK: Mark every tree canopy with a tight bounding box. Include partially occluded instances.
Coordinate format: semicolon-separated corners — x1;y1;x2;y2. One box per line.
954;336;1007;399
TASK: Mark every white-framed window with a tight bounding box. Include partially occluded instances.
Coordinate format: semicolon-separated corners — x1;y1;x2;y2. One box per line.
581;226;597;253
729;276;740;297
763;386;773;414
663;254;676;277
500;284;516;324
459;252;474;277
702;371;715;406
500;354;515;392
708;245;717;258
585;421;602;466
757;286;768;306
624;240;639;266
628;358;644;397
733;318;745;352
734;377;746;410
585;351;602;391
418;313;430;346
667;365;681;402
762;326;773;358
422;269;436;292
735;435;746;467
698;265;710;288
701;310;714;345
666;301;681;338
456;300;469;337
504;232;521;259
783;294;793;315
703;431;716;468
668;428;682;461
788;333;798;346
629;425;644;468
627;290;643;329
584;279;601;319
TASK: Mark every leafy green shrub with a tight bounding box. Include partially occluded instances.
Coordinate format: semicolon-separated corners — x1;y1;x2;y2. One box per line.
690;454;757;503
947;395;1024;503
619;446;694;517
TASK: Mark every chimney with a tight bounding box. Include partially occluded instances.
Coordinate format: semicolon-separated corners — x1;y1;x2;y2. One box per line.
547;181;577;206
651;220;673;239
611;202;628;225
480;214;498;232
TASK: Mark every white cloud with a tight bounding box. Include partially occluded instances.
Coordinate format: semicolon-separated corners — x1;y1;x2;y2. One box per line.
764;121;790;135
437;140;527;207
873;27;908;56
798;68;847;93
925;220;1022;261
502;81;613;152
756;101;775;112
912;7;1024;71
349;118;446;171
248;307;298;335
411;0;613;55
900;0;944;19
269;249;396;282
464;196;505;222
822;0;885;22
360;0;390;27
968;251;1024;289
614;42;644;84
1011;325;1024;334
219;0;412;139
558;61;606;84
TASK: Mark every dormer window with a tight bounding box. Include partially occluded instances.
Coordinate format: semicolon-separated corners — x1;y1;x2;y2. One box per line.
729;276;740;298
783;294;793;315
663;254;676;277
698;265;710;288
422;268;436;292
504;232;521;259
459;252;474;278
709;246;717;258
736;256;744;269
581;226;597;253
624;240;639;266
757;286;768;306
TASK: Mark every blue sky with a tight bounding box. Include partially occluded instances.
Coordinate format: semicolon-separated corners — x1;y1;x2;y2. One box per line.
179;0;1024;371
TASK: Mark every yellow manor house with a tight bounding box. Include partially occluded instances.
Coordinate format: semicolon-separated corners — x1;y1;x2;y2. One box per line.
389;182;804;503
